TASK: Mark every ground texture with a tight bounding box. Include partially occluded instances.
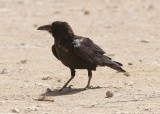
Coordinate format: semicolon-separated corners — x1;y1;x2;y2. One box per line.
0;0;160;113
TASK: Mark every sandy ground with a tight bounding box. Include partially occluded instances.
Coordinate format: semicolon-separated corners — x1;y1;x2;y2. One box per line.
0;0;160;113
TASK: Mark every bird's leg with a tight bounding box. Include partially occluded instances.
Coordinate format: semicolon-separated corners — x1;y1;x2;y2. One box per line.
85;70;92;89
59;69;75;91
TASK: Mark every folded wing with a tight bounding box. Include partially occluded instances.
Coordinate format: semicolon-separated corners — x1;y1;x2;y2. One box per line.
73;36;125;72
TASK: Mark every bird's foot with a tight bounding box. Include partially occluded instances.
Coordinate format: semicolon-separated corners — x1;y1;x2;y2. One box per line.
85;85;93;90
59;85;73;92
85;85;101;90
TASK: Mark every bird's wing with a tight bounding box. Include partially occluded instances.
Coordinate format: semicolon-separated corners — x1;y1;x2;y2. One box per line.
73;36;111;65
52;45;59;60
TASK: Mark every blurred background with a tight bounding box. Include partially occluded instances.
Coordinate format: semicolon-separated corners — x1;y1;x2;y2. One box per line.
0;0;160;113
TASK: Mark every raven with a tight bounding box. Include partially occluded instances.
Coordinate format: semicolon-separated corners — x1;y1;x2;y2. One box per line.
38;21;125;91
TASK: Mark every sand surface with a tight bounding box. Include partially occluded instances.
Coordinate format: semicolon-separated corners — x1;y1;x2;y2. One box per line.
0;0;160;113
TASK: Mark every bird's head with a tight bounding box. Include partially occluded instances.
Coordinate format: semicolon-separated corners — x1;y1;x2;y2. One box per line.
37;21;74;40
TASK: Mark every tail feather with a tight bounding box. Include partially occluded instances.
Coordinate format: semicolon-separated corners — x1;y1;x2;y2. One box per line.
113;61;123;66
102;56;126;72
108;64;126;72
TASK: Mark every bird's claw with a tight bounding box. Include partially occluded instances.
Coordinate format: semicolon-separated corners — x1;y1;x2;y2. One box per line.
68;85;73;89
85;85;93;89
59;85;73;92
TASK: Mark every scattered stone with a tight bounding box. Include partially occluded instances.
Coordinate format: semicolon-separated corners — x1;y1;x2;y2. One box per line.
54;11;61;14
35;83;49;87
115;93;121;97
141;40;150;43
144;108;151;111
1;69;9;74
57;79;61;82
46;88;52;93
84;10;90;15
106;91;113;98
104;26;111;28
21;43;25;45
139;59;142;62
147;4;154;11
20;60;27;64
37;104;47;107
42;112;50;114
21;84;29;88
88;105;95;108
33;24;38;28
42;76;52;80
0;101;4;106
17;1;23;4
128;62;133;65
123;72;130;77
125;81;133;86
26;106;38;111
153;61;160;66
12;108;20;113
19;67;24;71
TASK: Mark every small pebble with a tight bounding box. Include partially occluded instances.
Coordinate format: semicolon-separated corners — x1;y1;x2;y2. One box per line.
21;43;25;45
36;83;49;87
42;76;52;80
42;112;50;114
1;69;9;74
141;40;150;43
123;72;130;77
147;4;154;11
84;10;90;15
19;68;24;71
37;104;47;107
20;60;27;64
33;24;38;28
128;62;133;65
125;81;133;86
12;108;20;113
0;101;5;106
46;88;52;93
106;91;113;98
26;106;38;111
144;108;151;111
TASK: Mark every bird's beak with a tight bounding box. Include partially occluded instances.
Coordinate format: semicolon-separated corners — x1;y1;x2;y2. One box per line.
37;25;52;31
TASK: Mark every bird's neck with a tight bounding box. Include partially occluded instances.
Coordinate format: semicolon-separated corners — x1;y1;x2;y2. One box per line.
52;34;74;42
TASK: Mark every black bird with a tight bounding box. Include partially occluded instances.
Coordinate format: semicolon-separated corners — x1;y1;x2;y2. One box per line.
37;21;126;91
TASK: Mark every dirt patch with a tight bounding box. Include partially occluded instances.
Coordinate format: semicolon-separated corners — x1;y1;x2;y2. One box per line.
0;0;160;113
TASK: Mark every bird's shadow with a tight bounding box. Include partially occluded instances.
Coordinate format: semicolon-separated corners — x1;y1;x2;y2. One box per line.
41;86;106;96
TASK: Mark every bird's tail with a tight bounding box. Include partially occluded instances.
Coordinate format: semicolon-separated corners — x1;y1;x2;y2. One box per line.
102;56;126;72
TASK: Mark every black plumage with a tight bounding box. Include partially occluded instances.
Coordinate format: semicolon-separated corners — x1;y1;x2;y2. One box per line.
38;21;126;91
